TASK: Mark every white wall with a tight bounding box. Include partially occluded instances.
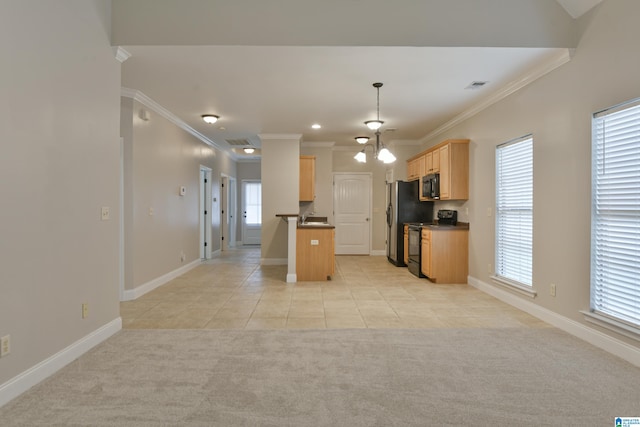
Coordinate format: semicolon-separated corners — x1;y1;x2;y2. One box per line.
420;0;640;350
261;136;300;261
0;0;121;388
121;98;236;291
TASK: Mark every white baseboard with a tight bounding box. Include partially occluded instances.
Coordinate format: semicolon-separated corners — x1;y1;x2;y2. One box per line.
261;258;287;266
468;276;640;368
122;259;201;301
0;317;122;408
370;250;386;256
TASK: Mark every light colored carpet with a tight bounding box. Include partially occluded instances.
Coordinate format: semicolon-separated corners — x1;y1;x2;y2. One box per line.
1;328;638;426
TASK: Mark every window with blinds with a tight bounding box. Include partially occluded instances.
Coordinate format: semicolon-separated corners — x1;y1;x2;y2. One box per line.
591;98;640;329
495;136;533;287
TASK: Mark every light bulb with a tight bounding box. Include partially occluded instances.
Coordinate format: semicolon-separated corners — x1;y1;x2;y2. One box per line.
364;120;384;130
354;151;367;163
378;148;396;164
202;115;219;124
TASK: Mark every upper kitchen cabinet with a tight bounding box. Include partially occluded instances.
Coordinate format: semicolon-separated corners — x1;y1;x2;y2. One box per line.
300;155;316;201
407;154;424;181
410;138;469;201
439;139;469;200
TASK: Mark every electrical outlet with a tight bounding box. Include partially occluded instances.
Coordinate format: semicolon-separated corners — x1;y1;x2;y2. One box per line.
487;207;493;217
82;303;89;319
1;335;10;357
311;240;319;246
550;283;557;297
487;264;492;274
180;252;186;262
149;207;154;216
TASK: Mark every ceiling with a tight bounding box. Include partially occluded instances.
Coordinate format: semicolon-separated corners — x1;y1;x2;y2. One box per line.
117;0;602;160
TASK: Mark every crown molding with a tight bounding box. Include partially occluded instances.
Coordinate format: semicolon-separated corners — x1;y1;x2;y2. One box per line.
121;87;238;160
420;48;572;144
113;46;131;63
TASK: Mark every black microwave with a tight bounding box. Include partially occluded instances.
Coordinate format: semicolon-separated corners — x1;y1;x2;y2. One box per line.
422;173;440;199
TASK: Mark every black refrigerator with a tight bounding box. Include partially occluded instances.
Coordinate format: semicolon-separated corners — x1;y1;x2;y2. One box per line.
386;180;434;266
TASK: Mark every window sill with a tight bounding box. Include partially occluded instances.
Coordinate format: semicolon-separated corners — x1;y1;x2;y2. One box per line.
581;311;640;343
490;275;537;298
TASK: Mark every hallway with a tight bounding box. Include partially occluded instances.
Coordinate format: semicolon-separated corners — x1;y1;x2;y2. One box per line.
121;247;548;330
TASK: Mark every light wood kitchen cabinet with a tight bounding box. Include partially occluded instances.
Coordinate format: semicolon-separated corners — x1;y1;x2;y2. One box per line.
438;140;469;200
296;227;335;281
407;154;424;181
299;155;316;201
403;224;409;265
421;227;468;284
408;139;468;201
424;151;440;174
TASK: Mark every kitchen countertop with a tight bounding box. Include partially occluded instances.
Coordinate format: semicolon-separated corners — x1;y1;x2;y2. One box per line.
406;222;470;230
297;223;335;229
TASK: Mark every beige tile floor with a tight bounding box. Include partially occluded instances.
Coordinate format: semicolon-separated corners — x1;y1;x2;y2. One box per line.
121;247;549;330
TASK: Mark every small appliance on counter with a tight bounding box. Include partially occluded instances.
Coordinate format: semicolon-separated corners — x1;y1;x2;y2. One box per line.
437;209;458;226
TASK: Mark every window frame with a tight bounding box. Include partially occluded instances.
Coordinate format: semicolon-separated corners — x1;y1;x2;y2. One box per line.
588;97;640;334
492;135;535;296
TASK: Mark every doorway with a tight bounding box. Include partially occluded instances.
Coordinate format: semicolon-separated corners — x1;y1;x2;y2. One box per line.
221;174;238;250
242;180;261;245
199;166;212;259
333;173;372;254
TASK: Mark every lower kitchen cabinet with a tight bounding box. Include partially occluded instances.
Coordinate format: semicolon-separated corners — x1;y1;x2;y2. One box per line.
296;227;335;281
421;228;468;284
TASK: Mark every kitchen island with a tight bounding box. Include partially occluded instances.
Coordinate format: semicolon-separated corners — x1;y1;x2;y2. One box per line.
296;220;335;281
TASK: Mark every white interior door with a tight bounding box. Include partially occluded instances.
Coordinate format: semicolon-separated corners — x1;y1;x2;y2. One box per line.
242;180;261;245
199;166;212;259
221;175;228;251
333;173;372;255
228;177;237;247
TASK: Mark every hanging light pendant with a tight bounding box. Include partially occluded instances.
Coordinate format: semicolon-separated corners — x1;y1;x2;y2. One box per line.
353;82;395;164
364;82;384;130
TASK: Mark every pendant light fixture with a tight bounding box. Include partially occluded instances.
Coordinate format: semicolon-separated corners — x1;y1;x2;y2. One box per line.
364;82;384;130
354;82;396;164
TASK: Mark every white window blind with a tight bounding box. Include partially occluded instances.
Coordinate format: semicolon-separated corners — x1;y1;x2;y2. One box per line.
591;98;640;328
496;136;533;287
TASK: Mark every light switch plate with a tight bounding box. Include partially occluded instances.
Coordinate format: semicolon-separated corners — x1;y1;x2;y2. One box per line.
101;207;110;221
311;240;319;245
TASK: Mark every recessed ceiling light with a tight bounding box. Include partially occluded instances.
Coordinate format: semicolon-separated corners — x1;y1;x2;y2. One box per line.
243;147;255;154
311;124;321;129
202;114;219;124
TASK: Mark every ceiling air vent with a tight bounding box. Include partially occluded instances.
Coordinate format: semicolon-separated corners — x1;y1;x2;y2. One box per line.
465;81;488;90
225;138;251;146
